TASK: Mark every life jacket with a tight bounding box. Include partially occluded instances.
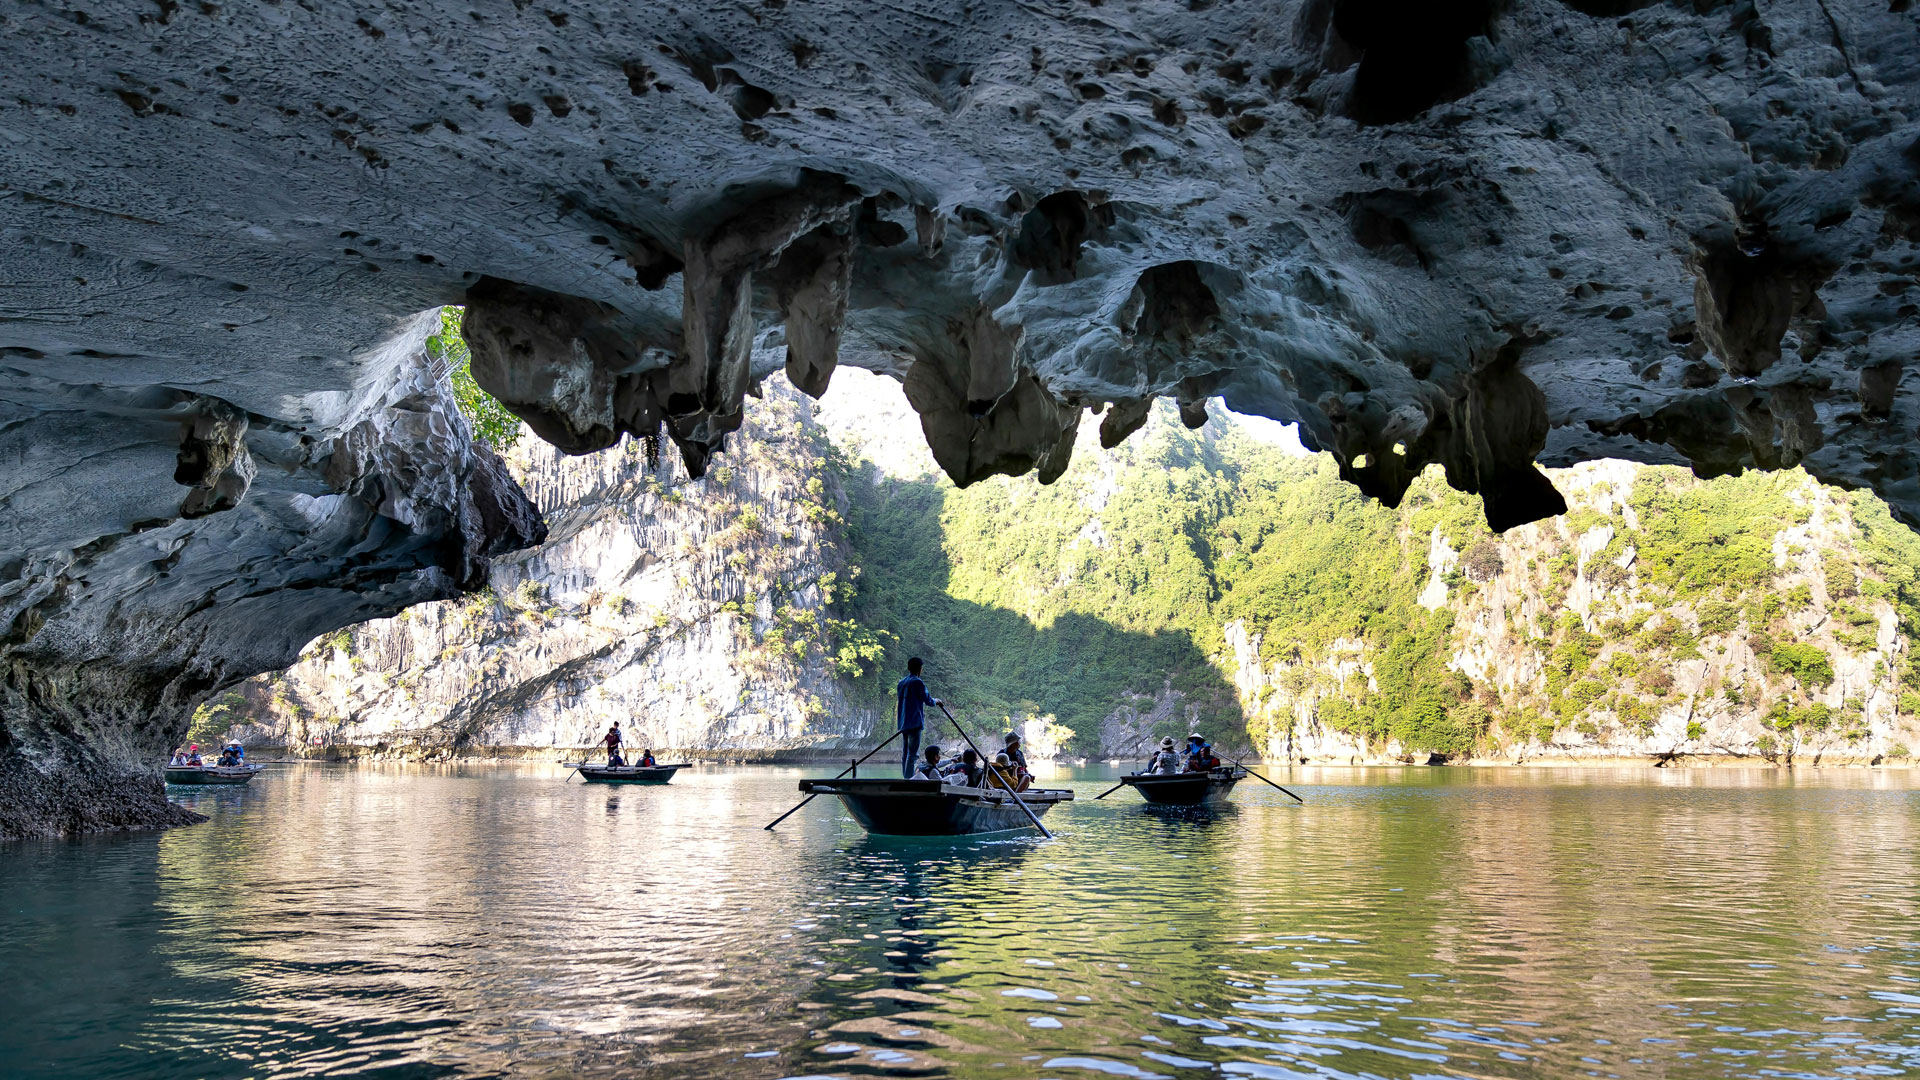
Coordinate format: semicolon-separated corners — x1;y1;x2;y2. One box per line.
640;754;655;767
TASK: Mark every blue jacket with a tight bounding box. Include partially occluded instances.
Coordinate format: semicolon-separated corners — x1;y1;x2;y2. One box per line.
896;675;936;731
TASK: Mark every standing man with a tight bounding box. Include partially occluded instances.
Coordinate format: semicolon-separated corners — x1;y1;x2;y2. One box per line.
896;657;943;779
603;722;623;764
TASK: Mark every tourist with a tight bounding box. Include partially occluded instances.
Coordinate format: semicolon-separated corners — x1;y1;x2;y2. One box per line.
985;751;1030;791
187;744;202;766
603;722;623;764
169;747;188;766
913;744;945;780
639;748;656;768
1184;735;1217;772
1148;736;1183;774
940;748;982;787
896;657;942;779
1003;732;1029;772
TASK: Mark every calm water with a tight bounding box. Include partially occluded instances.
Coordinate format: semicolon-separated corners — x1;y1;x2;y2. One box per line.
4;764;1920;1079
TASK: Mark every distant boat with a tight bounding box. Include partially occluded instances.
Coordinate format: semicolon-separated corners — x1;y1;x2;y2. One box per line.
1117;766;1246;805
163;764;264;786
796;777;1072;836
565;762;688;784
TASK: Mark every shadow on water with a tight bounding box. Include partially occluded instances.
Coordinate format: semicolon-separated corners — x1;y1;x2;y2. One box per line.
1136;801;1240;828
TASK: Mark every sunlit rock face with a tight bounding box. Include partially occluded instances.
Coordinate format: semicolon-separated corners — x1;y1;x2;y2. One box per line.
1;1;1917;830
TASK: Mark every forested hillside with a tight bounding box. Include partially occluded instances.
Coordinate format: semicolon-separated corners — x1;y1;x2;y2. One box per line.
826;383;1920;766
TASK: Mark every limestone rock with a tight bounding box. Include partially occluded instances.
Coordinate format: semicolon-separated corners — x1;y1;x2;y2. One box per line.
0;317;543;838
229;382;876;757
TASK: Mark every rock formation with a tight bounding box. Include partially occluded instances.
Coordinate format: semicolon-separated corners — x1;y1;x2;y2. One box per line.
227;383;877;758
0;316;544;838
2;0;1917;831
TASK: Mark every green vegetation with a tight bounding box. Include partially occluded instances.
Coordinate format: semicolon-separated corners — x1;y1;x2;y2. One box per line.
1629;470;1804;597
825;403;1916;758
1769;643;1834;686
187;691;249;746
426;306;522;451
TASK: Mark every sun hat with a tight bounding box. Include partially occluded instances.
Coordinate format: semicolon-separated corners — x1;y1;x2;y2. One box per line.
1159;736;1175;748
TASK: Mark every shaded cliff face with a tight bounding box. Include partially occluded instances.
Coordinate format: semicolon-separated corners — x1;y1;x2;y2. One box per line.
230;383;879;756
0;317;544;838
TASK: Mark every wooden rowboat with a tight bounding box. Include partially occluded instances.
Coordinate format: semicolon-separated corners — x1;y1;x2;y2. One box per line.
163;764;264;786
796;777;1072;836
1117;766;1246;805
565;762;688;784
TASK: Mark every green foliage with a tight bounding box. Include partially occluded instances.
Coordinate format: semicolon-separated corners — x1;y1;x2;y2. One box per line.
1832;601;1879;652
824;618;894;678
1851;490;1920;641
1696;600;1741;636
1630;469;1802;598
426;306;522;451
1770;643;1834;686
187;691;248;746
1686;720;1706;740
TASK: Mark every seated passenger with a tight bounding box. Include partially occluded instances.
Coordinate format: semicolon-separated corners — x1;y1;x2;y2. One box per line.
913;745;945;780
607;750;626;767
986;752;1031;792
187;744;202;766
1147;736;1183;774
1184;735;1214;772
1003;733;1030;777
939;748;982;787
639;748;657;768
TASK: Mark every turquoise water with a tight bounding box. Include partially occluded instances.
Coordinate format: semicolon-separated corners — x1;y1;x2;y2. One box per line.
3;763;1919;1079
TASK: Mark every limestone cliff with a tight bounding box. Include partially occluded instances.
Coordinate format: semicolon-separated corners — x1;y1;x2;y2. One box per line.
1233;462;1920;766
222;383;879;757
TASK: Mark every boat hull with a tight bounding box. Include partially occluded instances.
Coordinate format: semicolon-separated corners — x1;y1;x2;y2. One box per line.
164;765;262;786
567;763;687;784
798;778;1070;836
1119;770;1243;805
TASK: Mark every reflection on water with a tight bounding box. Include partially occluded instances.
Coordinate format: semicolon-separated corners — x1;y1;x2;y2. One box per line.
3;763;1919;1078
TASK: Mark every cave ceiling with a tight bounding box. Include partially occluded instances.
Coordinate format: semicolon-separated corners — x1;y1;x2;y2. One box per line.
4;0;1919;534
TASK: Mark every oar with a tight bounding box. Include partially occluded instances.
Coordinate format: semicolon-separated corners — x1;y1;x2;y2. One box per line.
938;703;1051;839
763;728;904;831
1225;751;1304;804
1094;732;1158;799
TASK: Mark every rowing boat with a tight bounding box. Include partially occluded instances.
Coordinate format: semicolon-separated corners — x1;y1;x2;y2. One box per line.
796;777;1071;836
163;764;264;786
564;762;688;784
1116;766;1246;805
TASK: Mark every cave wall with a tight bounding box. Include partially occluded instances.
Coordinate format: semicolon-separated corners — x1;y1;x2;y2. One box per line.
0;314;543;838
2;0;1918;831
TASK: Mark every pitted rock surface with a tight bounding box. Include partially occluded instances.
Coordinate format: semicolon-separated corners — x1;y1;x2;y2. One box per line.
1;1;1918;829
0;315;543;838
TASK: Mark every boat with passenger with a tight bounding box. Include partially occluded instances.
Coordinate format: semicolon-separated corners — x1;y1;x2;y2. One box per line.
796;776;1072;836
1116;765;1247;805
565;762;688;784
164;743;263;786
